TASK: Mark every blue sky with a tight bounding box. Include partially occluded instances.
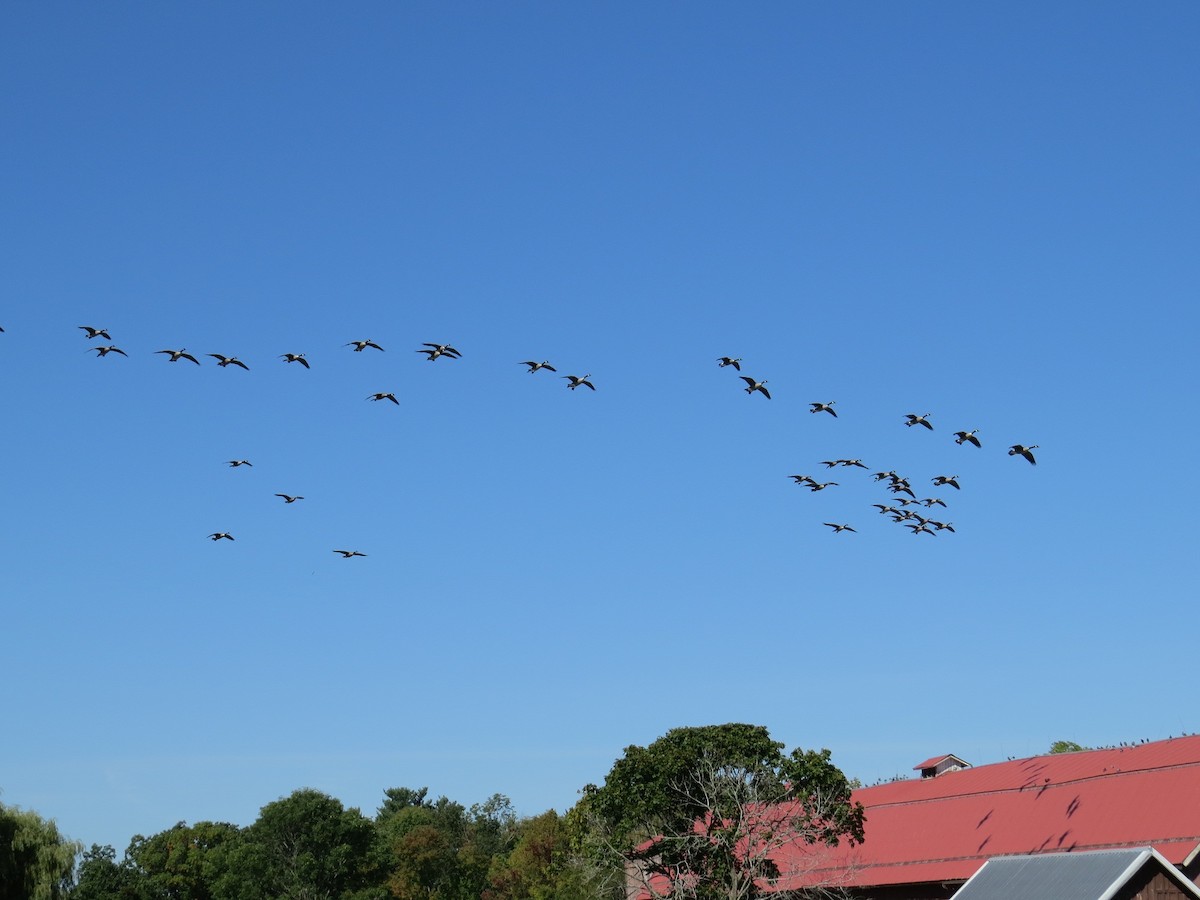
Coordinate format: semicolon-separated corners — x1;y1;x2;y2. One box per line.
2;2;1197;852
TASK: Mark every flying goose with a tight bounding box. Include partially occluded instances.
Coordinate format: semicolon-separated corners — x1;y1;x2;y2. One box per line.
227;460;253;467
275;494;304;503
921;497;948;508
520;360;557;373
824;523;857;533
90;345;127;357
208;532;235;541
79;326;112;340
367;392;400;405
346;339;384;352
932;475;960;490
954;430;982;447
1009;444;1039;465
904;413;933;430
280;353;310;368
717;357;742;370
563;374;595;391
208;354;249;370
809;402;837;417
789;475;816;485
333;549;367;558
419;343;462;361
839;459;868;469
156;348;200;364
740;377;770;399
808;481;838;491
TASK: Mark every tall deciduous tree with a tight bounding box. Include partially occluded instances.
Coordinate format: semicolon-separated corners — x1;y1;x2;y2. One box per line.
0;801;81;900
584;724;865;900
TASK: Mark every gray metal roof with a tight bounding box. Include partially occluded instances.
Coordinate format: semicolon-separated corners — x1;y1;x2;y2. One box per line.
950;847;1200;900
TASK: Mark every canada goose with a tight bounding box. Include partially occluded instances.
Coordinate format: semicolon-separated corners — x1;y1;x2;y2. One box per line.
889;484;916;498
227;460;253;467
367;392;400;405
1009;444;1039;465
717;357;742;370
156;348;200;364
810;402;837;417
932;475;961;490
921;497;948;508
740;377;770;399
563;374;595;391
873;504;900;515
839;459;868;469
333;549;367;558
954;430;982;447
280;353;310;368
275;494;304;503
208;354;250;370
90;345;127;357
419;343;461;361
824;523;856;533
808;481;838;491
208;532;235;541
905;523;936;536
905;413;933;430
821;460;841;469
520;360;556;373
932;521;956;533
346;339;384;352
79;326;111;340
872;471;896;482
895;498;924;507
789;475;816;485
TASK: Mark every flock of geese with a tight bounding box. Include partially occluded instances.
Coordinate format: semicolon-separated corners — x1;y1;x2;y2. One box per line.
711;357;1040;537
1;324;1041;548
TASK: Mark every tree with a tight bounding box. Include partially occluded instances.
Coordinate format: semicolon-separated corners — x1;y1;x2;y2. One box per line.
212;789;379;900
1048;740;1089;754
71;844;144;900
484;810;594;900
125;820;241;900
0;800;81;900
584;724;865;900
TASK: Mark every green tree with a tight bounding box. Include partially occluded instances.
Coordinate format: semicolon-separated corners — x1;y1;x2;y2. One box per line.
126;820;241;900
585;724;865;900
1048;740;1089;754
484;810;594;900
71;844;144;900
0;801;81;900
213;789;379;900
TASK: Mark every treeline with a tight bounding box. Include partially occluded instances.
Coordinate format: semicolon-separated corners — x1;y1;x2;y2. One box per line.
5;724;868;900
4;786;622;900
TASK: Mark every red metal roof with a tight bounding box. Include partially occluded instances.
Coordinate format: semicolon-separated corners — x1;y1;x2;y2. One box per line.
773;735;1200;891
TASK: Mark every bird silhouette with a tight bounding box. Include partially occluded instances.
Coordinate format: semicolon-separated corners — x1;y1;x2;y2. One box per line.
208;532;235;541
418;343;462;361
227;460;253;467
275;494;304;503
280;353;310;368
367;392;400;405
79;326;112;340
717;357;742;370
208;354;250;370
333;549;367;558
824;523;856;533
563;374;595;391
90;345;127;357
1009;444;1039;465
520;360;556;373
156;348;200;364
346;339;384;352
740;377;770;399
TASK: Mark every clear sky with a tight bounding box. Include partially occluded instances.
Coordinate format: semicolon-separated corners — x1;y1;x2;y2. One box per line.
2;1;1197;853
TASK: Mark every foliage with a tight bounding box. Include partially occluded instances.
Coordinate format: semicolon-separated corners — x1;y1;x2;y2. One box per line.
1048;740;1089;754
0;801;82;900
126;820;241;900
71;845;142;900
585;724;865;900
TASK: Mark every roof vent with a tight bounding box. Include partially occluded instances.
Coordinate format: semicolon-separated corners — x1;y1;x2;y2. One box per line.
913;754;971;779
